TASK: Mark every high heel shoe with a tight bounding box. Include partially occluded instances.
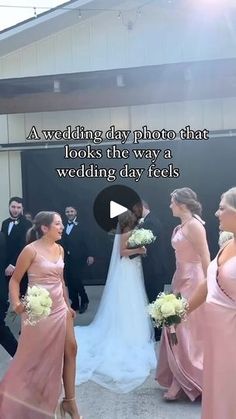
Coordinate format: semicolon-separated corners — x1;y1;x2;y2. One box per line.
163;378;183;401
163;390;182;401
59;397;82;419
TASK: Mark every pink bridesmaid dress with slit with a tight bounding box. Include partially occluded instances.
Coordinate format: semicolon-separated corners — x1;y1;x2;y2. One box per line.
156;225;205;400
202;247;236;419
0;246;68;419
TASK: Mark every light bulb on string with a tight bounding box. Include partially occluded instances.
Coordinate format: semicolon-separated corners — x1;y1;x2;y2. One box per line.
137;8;141;17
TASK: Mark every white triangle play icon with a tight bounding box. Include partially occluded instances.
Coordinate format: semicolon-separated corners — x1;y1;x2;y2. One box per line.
110;201;128;219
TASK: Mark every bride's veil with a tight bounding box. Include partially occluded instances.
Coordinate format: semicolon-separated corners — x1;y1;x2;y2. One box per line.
90;224;121;325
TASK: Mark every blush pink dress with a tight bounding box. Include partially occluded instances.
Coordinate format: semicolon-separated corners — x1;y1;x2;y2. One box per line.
202;248;236;419
0;247;68;419
156;225;205;400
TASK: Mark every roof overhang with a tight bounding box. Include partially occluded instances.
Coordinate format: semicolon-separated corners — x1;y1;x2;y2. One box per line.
0;58;236;114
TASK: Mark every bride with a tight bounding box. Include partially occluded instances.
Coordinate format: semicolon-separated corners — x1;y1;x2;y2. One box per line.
74;210;156;393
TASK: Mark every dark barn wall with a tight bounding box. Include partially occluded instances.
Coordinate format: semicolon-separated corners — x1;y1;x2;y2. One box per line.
22;137;236;285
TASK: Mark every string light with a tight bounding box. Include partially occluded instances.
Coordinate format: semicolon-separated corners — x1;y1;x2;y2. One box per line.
0;0;158;31
0;1;156;13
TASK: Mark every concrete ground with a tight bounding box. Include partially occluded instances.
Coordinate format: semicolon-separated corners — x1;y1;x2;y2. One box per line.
0;286;201;419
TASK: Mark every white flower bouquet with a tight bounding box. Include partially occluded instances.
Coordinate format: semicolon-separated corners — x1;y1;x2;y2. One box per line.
127;228;156;248
22;285;52;326
148;292;188;345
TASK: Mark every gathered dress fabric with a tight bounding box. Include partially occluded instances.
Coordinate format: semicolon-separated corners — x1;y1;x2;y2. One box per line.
202;249;236;419
0;249;68;419
156;226;205;400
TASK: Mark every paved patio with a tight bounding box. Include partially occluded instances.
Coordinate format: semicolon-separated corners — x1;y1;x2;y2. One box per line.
0;286;201;419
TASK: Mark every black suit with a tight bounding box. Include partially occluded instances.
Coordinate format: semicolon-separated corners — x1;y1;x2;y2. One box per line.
1;215;32;296
0;232;18;357
141;213;168;303
141;212;168;341
61;221;90;309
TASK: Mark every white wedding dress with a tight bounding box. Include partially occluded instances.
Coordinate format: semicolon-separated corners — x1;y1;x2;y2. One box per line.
74;232;156;393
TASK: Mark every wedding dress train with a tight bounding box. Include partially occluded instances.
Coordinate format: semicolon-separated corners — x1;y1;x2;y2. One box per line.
74;233;156;393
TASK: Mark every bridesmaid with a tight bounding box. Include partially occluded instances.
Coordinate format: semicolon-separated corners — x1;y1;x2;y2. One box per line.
0;211;81;419
189;187;236;419
156;187;210;401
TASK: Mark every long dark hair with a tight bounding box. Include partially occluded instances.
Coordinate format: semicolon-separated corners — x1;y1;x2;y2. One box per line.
118;210;137;233
26;211;59;243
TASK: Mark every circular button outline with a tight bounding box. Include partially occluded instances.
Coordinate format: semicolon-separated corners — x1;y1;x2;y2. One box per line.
93;184;141;233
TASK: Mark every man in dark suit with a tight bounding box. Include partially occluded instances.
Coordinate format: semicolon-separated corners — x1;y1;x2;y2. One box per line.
1;196;32;297
133;200;168;340
61;205;94;313
0;231;18;357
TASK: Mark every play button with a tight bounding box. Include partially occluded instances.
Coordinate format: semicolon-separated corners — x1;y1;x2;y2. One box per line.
110;201;128;218
93;184;141;233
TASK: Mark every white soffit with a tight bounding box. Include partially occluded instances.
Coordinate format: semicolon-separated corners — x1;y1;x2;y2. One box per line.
0;0;125;57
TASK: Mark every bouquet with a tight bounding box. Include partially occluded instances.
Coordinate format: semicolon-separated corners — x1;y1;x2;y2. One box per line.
22;285;52;326
148;292;188;345
128;228;156;248
127;228;156;259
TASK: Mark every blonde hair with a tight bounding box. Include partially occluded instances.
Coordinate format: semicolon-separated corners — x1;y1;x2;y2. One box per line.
218;231;234;248
171;187;202;216
222;187;236;212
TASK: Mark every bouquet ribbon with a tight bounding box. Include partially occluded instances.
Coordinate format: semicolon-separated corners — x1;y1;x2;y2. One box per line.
168;324;178;345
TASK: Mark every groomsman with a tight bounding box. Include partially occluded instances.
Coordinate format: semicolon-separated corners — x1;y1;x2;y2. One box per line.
0;231;18;356
1;196;32;296
133;200;168;340
61;205;94;313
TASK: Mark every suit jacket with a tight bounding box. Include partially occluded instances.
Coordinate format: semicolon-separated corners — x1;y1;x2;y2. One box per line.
1;215;32;268
141;212;167;288
0;232;6;279
61;222;90;271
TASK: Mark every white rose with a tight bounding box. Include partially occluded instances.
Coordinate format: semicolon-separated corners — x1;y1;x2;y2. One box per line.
153;307;162;321
28;285;40;297
160;302;176;318
42;307;51;317
162;294;176;302
154;296;166;308
174;299;184;314
29;299;44;316
39;288;50;298
39;295;52;308
46;297;52;308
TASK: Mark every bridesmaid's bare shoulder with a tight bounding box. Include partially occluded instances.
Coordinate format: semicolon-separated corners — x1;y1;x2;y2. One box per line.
188;217;205;231
185;217;207;242
20;243;37;261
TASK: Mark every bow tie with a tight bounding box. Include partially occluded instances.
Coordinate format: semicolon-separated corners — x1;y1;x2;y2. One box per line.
67;221;74;225
10;219;19;225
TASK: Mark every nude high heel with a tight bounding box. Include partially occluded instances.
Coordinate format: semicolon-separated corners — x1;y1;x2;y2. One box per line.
163;378;183;401
59;397;82;419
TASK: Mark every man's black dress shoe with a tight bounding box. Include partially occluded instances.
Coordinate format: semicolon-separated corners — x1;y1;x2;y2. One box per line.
79;302;88;314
